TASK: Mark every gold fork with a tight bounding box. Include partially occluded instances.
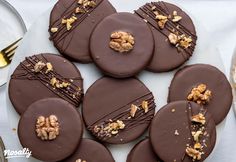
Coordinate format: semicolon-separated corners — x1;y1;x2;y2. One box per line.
0;38;22;68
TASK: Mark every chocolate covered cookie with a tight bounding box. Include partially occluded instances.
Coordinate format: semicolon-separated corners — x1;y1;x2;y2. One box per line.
168;64;232;124
127;138;163;162
135;2;197;72
82;77;156;144
63;138;115;162
18;98;83;161
150;101;216;162
49;0;116;63
9;54;83;115
90;12;154;78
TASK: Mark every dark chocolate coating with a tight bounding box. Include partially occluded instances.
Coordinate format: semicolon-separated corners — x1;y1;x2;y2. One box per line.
9;54;83;115
63;138;115;162
127;138;163;162
150;101;216;162
168;64;233;124
90;12;154;78
135;2;197;72
18;98;83;162
49;0;116;63
82;77;156;144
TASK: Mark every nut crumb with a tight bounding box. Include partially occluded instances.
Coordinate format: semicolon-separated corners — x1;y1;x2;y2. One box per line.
172;11;182;22
174;129;179;136
141;101;149;113
75;159;86;162
171;108;176;113
62;16;77;31
110;31;135;53
34;61;46;72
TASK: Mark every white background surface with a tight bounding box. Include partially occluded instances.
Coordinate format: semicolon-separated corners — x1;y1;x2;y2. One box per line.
1;0;236;162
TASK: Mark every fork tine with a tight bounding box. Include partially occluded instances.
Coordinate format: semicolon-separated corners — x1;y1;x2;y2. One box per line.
2;38;22;52
6;46;18;57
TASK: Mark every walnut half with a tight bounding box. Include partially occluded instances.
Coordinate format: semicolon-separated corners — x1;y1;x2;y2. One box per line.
35;115;59;141
109;31;135;53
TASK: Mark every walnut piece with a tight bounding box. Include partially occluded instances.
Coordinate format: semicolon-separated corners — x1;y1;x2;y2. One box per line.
50;27;58;33
192;130;203;142
62;16;77;31
191;113;206;125
46;62;53;74
172;11;182;22
109;31;135;53
34;61;46;72
75;7;85;14
168;33;179;45
141;101;149;113
186;147;202;160
35;115;59;141
154;12;168;29
130;104;138;118
187;84;212;105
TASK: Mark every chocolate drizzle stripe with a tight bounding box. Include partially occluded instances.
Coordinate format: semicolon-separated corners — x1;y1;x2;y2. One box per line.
88;91;153;126
49;0;104;52
11;55;83;107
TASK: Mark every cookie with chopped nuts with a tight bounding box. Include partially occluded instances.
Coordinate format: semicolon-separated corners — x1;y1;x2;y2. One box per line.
82;77;156;144
18;98;83;161
9;53;83;114
168;64;233;124
49;0;116;63
150;101;216;162
90;12;154;78
135;1;197;72
127;138;163;162
62;139;115;162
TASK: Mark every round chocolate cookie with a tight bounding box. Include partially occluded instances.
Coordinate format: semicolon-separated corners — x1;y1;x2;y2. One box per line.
9;54;83;115
168;64;233;124
63;138;115;162
135;2;197;72
150;101;216;162
127;138;163;162
18;98;83;161
82;77;156;144
49;0;116;63
90;12;154;78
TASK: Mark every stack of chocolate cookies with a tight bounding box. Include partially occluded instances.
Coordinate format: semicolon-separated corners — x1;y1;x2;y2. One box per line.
8;1;232;162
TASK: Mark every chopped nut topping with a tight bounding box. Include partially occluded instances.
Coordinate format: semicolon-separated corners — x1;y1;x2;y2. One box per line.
192;130;203;142
168;33;179;45
46;62;53;74
50;27;58;33
78;0;96;8
110;31;135;53
168;33;192;49
50;77;70;88
62;16;77;30
186;147;202;160
141;101;149;113
130;104;138;118
151;5;156;11
154;11;168;29
187;84;212;105
172;11;182;22
35;115;59;141
34;61;46;72
93;120;125;138
76;159;86;162
75;7;85;14
191;113;206;125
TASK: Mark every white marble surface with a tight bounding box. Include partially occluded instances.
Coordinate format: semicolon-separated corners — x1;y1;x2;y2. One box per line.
1;0;236;161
